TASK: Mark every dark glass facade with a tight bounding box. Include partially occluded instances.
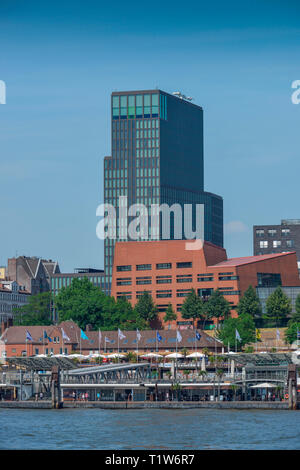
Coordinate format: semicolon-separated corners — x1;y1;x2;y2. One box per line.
104;90;223;285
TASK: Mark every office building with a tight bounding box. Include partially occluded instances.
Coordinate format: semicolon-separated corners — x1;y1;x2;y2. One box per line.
103;90;223;286
111;239;300;329
254;220;300;271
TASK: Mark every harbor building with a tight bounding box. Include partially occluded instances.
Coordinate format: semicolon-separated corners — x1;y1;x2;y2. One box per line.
111;239;300;328
0;320;221;360
103;90;223;288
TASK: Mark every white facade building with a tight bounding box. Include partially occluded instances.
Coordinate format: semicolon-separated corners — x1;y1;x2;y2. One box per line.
0;281;30;323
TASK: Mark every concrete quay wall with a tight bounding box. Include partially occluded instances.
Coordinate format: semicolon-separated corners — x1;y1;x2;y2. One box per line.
0;400;290;410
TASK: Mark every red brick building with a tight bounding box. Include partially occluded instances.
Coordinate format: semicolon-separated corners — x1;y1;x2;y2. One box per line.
111;240;300;328
0;321;78;358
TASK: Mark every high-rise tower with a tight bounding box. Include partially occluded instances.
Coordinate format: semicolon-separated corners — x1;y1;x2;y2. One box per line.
103;90;223;285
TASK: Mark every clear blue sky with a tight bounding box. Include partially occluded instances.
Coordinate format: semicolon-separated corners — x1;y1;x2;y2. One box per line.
0;0;299;272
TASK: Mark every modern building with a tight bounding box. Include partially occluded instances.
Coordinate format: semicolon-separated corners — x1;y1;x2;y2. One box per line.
254;220;300;271
103;89;223;287
0;281;30;324
6;256;60;295
50;268;106;296
111;239;300;329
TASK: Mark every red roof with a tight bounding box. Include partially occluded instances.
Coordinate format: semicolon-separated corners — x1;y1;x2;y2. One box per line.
210;252;296;268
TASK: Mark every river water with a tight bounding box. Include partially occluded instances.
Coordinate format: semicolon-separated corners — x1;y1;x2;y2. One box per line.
0;408;299;450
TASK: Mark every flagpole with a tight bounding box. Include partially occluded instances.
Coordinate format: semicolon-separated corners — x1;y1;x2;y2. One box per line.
136;330;139;363
175;330;178;380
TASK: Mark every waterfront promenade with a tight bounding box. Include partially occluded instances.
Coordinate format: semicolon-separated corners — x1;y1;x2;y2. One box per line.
0;399;290;410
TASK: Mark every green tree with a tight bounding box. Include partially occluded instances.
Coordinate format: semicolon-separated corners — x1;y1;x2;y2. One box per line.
236;285;262;318
217;313;256;351
13;292;53;326
108;297;147;331
181;289;204;326
135;291;158;325
238;313;257;345
163;303;177;327
290;294;300;323
204;289;231;324
285;322;300;345
55;278;114;329
263;286;291;327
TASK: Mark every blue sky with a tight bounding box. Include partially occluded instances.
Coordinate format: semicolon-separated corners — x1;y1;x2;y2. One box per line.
0;0;300;271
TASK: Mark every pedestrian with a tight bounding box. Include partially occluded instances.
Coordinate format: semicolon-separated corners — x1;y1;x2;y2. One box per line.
72;391;76;402
39;392;43;400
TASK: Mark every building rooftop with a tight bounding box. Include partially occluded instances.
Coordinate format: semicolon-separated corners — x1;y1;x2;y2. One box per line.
211;252;295;268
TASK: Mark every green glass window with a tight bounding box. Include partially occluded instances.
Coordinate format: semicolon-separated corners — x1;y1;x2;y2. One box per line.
151;94;159;115
128;95;135;118
120;95;127;117
144;94;150;106
144;94;151;116
152;94;158;106
112;96;119;107
136;95;143;116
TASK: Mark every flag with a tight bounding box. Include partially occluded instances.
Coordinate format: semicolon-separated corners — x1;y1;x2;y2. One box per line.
118;328;126;340
157;331;162;342
276;329;280;340
26;330;33;342
297;328;300;339
256;329;261;340
176;330;182;343
235;329;241;342
44;330;52;342
136;329;141;342
195;331;201;341
61;328;70;342
80;329;89;340
98;329;102;344
105;336;111;343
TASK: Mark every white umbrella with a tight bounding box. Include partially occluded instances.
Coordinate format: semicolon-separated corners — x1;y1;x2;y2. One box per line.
165;353;183;359
106;353;125;358
67;354;86;359
186;352;205;358
35;354;47;357
89;353;106;358
250;383;277;389
140;353;162;358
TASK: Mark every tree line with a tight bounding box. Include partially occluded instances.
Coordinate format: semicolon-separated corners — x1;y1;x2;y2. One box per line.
13;279;300;347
